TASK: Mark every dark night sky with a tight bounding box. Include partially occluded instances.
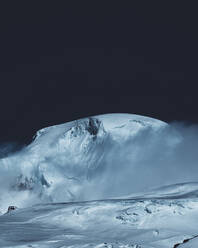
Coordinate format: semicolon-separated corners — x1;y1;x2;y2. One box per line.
0;2;198;144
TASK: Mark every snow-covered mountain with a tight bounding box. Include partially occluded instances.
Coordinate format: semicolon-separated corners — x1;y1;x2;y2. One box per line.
0;113;171;211
0;113;198;247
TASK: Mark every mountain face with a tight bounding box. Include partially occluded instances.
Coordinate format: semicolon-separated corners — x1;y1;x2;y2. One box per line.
0;113;170;212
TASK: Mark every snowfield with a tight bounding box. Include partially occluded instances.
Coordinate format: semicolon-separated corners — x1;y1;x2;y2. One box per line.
0;113;198;247
0;188;198;248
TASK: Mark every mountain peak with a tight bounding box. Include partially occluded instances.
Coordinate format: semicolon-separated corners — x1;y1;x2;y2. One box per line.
69;117;105;139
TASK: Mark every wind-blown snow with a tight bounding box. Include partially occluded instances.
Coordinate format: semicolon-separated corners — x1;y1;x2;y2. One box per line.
1;113;198;211
0;114;169;211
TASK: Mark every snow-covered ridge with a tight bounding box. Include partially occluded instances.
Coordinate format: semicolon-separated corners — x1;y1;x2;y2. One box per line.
119;182;198;200
32;113;166;142
32;116;104;141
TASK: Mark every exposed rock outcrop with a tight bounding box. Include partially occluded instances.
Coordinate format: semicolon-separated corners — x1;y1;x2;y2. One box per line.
7;206;17;213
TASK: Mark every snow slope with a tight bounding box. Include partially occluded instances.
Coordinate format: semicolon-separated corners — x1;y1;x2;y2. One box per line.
120;182;198;200
0;183;198;248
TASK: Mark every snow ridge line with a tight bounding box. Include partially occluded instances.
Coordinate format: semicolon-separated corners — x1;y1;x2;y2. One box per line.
173;234;198;247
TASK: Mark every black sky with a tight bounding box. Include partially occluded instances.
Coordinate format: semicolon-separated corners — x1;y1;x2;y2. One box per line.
0;2;197;143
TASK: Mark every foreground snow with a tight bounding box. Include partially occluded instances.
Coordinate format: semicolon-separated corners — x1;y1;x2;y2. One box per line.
0;184;198;248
